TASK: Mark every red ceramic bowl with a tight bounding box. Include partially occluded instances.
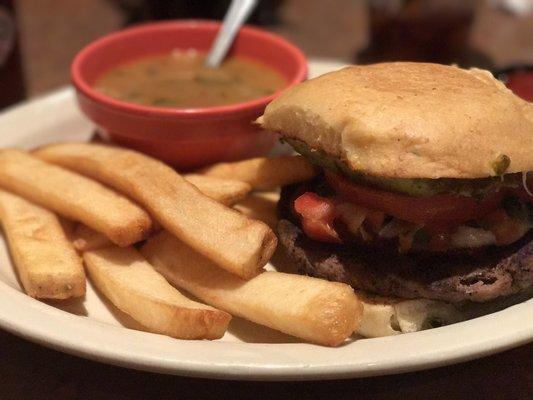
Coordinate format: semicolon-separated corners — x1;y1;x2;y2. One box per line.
71;20;307;169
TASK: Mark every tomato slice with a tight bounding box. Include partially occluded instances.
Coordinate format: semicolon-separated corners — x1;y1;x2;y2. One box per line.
294;192;341;243
325;171;503;225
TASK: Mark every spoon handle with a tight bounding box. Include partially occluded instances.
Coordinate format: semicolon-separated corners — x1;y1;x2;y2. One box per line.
205;0;258;68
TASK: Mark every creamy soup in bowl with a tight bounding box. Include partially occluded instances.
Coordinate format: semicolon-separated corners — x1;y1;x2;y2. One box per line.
93;50;286;109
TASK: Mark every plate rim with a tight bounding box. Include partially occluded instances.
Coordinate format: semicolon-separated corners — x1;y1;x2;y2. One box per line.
0;276;531;381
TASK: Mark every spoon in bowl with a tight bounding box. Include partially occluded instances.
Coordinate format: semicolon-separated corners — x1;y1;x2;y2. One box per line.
205;0;258;68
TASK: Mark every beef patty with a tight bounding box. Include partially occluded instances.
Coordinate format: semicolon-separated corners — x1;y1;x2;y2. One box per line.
277;184;533;303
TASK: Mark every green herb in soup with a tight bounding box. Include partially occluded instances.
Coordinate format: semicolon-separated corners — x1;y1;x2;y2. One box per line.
93;51;286;108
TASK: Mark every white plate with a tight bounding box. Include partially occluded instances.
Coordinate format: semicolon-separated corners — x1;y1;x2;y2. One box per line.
0;60;531;381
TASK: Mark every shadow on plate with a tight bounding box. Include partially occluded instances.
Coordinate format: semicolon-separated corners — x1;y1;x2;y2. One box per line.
44;296;88;317
227;316;300;344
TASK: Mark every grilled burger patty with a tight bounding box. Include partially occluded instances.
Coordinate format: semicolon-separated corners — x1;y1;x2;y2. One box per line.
277;185;533;303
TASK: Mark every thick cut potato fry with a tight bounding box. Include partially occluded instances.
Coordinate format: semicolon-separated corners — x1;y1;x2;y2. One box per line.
184;174;251;206
72;223;112;252
35;143;277;279
0;190;85;299
0;150;154;247
69;175;251;252
199;155;318;190
141;232;362;347
83;246;231;340
234;191;279;228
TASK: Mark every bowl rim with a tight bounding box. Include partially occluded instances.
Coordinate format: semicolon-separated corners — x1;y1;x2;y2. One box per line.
71;20;307;119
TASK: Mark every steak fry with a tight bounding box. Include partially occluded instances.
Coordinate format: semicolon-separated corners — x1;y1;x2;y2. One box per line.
0;150;154;246
141;231;362;347
0;189;85;299
36;143;277;279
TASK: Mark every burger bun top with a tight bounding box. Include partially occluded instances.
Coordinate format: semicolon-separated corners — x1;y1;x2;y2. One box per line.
260;62;533;179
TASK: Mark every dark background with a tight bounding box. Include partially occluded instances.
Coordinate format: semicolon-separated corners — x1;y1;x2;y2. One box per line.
2;0;533;102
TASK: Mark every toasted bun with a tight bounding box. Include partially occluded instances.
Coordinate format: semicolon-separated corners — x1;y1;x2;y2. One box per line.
260;62;533;178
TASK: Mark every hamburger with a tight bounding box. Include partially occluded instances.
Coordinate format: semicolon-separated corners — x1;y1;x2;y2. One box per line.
259;62;533;308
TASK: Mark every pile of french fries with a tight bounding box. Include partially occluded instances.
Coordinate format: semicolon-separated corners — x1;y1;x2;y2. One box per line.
0;143;364;346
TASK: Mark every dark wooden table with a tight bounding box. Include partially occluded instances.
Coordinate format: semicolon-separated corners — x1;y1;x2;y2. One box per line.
0;328;530;400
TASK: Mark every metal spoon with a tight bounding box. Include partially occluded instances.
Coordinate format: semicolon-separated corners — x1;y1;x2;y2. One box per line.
205;0;258;68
